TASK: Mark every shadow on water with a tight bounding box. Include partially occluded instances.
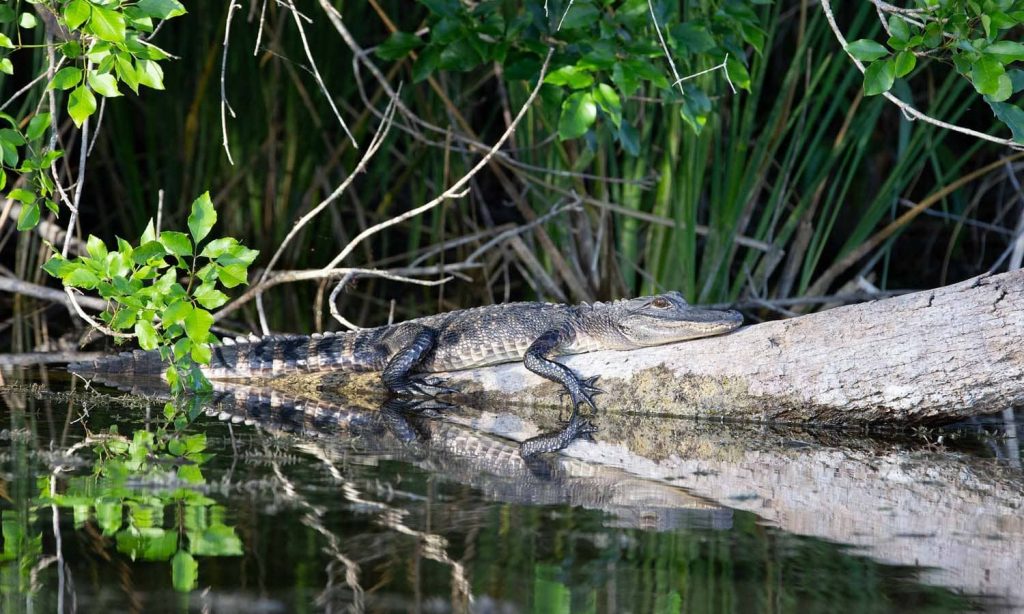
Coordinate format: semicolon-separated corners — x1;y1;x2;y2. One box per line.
1;369;1021;612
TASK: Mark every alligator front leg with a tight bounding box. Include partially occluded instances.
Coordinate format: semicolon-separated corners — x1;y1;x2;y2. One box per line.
524;329;603;412
381;328;458;397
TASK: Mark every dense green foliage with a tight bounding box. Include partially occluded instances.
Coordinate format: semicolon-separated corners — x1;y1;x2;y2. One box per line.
846;0;1024;141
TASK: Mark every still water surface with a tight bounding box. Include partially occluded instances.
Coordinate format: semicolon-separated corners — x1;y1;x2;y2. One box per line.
1;372;1021;612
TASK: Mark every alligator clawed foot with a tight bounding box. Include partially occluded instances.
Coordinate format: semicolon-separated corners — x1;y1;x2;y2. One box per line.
556;376;603;414
580;375;604;396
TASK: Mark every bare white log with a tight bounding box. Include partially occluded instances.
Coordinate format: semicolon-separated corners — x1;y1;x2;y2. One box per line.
444;269;1024;424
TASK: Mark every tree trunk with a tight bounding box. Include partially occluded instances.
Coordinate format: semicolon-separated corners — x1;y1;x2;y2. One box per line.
444;270;1024;424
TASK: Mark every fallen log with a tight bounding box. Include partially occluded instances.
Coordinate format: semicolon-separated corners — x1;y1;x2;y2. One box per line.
442;269;1024;424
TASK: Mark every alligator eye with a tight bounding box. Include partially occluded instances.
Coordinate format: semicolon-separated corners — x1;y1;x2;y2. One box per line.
650;297;670;308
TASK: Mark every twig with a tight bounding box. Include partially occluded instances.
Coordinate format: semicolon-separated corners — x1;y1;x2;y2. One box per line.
320;49;556;326
322;49;553;273
252;89;400;334
0;63;61;112
253;0;268;56
0;275;107;311
648;0;684;94
672;54;736;94
283;0;357;148
557;0;576;30
819;0;1023;150
466;201;582;263
220;0;240;165
327;269;454;330
213;263;479;322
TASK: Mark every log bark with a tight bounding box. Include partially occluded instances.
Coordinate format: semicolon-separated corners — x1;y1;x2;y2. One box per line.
443;269;1024;424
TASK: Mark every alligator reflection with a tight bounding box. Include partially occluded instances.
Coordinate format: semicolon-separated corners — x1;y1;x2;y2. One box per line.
201;384;730;531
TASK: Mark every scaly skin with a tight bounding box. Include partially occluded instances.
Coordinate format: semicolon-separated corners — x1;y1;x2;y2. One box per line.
70;292;743;411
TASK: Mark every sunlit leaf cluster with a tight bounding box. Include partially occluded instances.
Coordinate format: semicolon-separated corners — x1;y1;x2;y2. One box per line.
42;193;259;391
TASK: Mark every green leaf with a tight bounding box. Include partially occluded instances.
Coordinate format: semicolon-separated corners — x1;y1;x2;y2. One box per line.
592;83;621;128
863;58;896;96
136;0;186;19
64;0;91;30
190;342;211;365
617;121;639;156
26;113;51;141
411;45;441;82
159;231;192;257
887;15;910;43
726;55;751;91
989;100;1024;144
216;264;248;288
0;33;13;49
19;12;37;29
67;86;97;127
671;22;716;54
89;4;126;43
132;240;166;264
110;309;138;330
557;91;597;140
86;235;108;260
140;219;157;244
376;32;422;60
438;38;482;72
171;550;198;592
544;65;595;89
8;188;35;203
183;308;213;343
986;40;1024;63
680;88;711;135
135;320;160;351
114;53;139;93
558;2;599;30
0;58;12;75
187;192;216;244
893;51;916;78
193;283;228;309
162;300;194;327
43;256;74;278
16;202;40;231
65;267;100;289
135;59;165;90
199;237;238;258
972;56;1007;98
217;244;259;267
87;71;121;97
846;39;889;62
52;67;83;91
0;5;14;22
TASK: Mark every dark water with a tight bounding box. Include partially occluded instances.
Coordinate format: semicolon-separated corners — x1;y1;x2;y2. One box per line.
1;373;1022;613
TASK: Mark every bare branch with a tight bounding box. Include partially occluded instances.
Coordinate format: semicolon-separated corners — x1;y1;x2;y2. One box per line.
220;0;241;165
251;90;400;333
283;0;357;148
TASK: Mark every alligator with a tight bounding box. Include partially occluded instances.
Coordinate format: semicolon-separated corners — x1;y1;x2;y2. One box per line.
70;292;743;411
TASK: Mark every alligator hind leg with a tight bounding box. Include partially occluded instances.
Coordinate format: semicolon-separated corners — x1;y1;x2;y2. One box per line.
381;328;458;397
524;330;603;412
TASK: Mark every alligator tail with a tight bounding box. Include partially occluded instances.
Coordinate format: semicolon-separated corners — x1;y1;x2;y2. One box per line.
69;330;384;380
